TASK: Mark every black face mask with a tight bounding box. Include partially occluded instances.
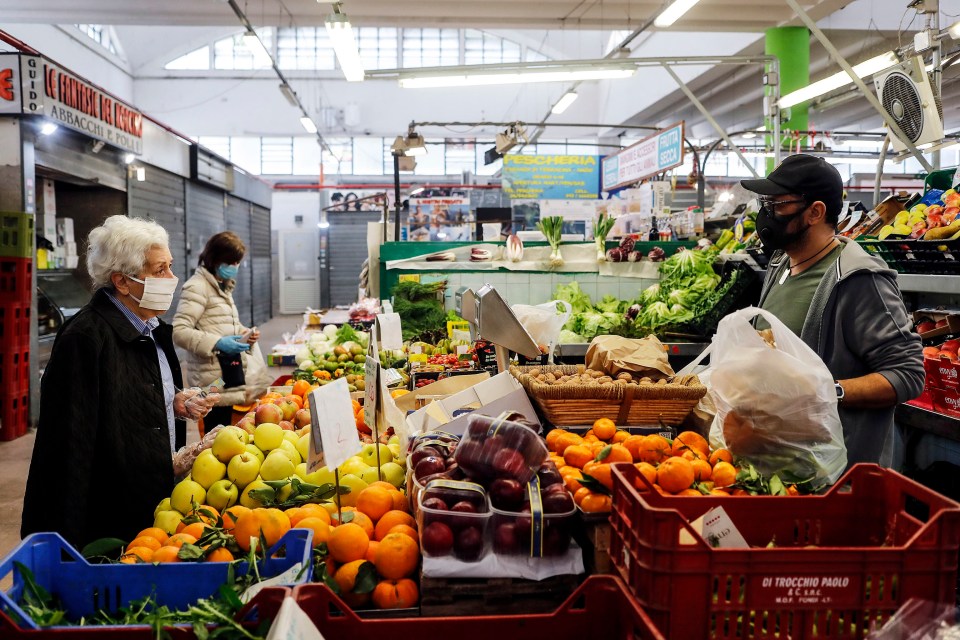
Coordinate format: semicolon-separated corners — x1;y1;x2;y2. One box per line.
756;203;810;250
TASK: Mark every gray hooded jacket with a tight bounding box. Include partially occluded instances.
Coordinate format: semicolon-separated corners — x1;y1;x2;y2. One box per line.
758;237;924;468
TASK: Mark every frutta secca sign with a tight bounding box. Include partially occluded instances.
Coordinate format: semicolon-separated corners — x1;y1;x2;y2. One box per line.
19;54;143;154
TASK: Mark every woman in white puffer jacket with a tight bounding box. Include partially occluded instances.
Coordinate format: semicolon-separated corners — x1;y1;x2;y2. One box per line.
173;232;269;432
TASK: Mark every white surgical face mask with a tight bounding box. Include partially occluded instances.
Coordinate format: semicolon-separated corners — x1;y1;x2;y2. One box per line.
126;274;179;311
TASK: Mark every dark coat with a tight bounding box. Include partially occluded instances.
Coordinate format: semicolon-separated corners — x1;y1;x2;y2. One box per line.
21;289;185;548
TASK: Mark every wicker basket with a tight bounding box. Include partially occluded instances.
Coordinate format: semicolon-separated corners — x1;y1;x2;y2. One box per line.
511;365;706;427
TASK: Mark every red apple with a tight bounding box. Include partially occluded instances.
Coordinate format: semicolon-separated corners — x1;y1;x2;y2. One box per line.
493;522;519;554
422;522;454;556
421;497;448;511
294;408;311;429
276;399;299;422
255;403;283;426
454;526;484;561
236;417;256;434
917;320;937;334
942;339;960;352
450;501;478;514
415;456;447;481
278;420;295;431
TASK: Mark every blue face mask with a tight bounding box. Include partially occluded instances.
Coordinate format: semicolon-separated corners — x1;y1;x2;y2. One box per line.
217;264;239;280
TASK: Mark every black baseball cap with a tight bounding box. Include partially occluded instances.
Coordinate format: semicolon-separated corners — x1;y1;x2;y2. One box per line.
740;154;843;217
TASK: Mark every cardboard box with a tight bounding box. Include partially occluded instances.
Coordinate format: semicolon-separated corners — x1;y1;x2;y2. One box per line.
914;309;960;340
931;385;960;418
404;372;540;436
38;179;56;216
65;255;79;269
924;355;960;390
42;214;57;244
56;218;75;245
62;241;77;256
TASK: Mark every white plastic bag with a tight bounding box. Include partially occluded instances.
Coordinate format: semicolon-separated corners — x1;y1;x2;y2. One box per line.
707;307;847;485
511;300;572;361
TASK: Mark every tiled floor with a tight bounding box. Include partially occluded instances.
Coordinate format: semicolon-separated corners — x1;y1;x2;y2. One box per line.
0;312;304;559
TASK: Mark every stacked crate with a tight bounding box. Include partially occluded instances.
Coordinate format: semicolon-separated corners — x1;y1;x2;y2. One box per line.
0;211;33;440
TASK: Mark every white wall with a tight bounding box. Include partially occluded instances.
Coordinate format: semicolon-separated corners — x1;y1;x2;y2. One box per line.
0;25;134;101
272;190;320;230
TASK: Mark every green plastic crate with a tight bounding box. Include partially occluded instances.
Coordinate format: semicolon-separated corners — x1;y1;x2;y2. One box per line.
0;212;34;259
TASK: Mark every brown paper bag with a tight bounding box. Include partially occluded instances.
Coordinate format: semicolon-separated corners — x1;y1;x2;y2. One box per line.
585;335;675;379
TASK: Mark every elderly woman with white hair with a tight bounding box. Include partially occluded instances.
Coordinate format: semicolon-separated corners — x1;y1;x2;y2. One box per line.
21;215;217;548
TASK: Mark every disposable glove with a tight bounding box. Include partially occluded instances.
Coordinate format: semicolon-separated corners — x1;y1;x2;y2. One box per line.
216;335;251;354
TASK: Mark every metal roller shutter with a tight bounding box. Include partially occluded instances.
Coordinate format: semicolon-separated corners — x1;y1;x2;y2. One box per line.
128;167;187;322
323;211;379;307
225;196;252;327
186;182;225;275
250;205;272;326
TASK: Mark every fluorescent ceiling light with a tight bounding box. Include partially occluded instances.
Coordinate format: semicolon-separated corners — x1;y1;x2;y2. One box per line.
779;51;897;108
654;0;700;27
325;13;365;82
124;153;135;164
300;116;318;134
551;91;579;114
279;83;298;107
742;131;757;139
40;122;58;135
399;65;634;88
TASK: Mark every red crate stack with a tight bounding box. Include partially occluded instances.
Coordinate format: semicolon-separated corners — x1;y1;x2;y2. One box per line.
0;256;31;440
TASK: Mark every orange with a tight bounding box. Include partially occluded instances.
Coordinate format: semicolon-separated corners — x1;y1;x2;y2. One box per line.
334;559;372;608
672;431;709;458
677;488;703;497
622;435;646;462
233;508;292;552
582;461;614;491
589;441;606;457
347;512;375;539
328;523;370;563
135;527;169;546
600;444;632;464
580;494;612;513
390;491;409;513
634;462;657;489
120;547;153;563
367;481;398;493
223;505;251;532
709;448;734;466
164;533;198;549
712;461;739;489
179;522;207;540
294;517;332;547
710;488;731;496
205;547;235;562
592;418;617;441
128;536;162;552
732;488;750;496
573;487;592;506
375;532;420;579
292;380;311;397
296;503;332;525
563;445;594;469
637;435;671;464
681;449;704;462
351;399;362;413
365;540;380;563
554;432;584;457
563;469;584;493
583;429;596;439
582;433;600;443
545;428;567;452
388;524;418;544
182;506;220;527
372;578;419;609
657;457;695;494
151;546;181;563
375;511;416;541
612;431;630;444
691;458;713;482
356;486;396;523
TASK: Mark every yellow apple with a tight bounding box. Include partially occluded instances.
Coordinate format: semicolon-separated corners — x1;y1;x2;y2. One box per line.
154;509;184;535
154;497;172;519
260;450;295;481
254;423;284;451
339;456;369;477
206;479;239;511
171;477;206;514
378;462;405;488
211;426;248;462
277;440;302;465
227;452;261;488
336;473;367;507
245;443;265;464
240;477;271;509
191;449;226;489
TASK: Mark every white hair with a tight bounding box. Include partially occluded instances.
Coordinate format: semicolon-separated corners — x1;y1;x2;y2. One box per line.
86;215;170;290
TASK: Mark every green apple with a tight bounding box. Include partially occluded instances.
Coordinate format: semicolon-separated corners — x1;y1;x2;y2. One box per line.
378;462;406;488
339;456;370;477
359;466;383;485
245;443;265;464
154;509;184;535
154;497;172;519
296;434;311;462
295;462;308;480
387;443;403;463
304;465;336;487
171;478;206;514
206;479;239;511
337;473;368;507
240;477;271;509
260;450;295;481
192;449;227;489
387;435;400;446
360;443;393;468
212;426;248;462
254;423;284;451
283;431;299;445
227;452;261;488
277;440;302;465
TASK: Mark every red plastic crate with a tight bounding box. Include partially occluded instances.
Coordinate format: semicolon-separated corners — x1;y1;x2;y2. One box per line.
924;355;960;390
0;342;30;395
609;463;960;640
0;257;32;303
293;575;666;640
0;301;31;349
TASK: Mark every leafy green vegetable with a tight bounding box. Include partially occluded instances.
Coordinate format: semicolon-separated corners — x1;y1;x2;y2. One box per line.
559;329;586;344
334;323;362;346
595;295;625;314
393;280;448;341
554;282;592;316
638;283;662;305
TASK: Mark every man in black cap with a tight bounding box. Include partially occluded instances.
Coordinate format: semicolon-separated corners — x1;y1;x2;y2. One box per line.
741;154;923;468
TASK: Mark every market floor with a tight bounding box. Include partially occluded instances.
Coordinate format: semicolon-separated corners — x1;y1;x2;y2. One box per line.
0;312;303;560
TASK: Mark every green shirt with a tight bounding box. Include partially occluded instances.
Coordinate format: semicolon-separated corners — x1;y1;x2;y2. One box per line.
759;245;843;336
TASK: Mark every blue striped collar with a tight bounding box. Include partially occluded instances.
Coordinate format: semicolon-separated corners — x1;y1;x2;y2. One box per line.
105;290;159;336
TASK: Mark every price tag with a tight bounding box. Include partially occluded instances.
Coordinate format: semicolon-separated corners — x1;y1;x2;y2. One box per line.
378;313;403;351
382;368;404;386
240;562;305;604
307;379;361;473
456;345;469;355
905;252;916;261
700;506;749;549
365;323;379;429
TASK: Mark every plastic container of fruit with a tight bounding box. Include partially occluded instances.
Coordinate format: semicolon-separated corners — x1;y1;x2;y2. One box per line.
489;473;577;558
417;479;491;562
454;413;548;485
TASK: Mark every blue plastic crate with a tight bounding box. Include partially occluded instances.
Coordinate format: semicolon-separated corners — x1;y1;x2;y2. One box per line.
0;528;312;632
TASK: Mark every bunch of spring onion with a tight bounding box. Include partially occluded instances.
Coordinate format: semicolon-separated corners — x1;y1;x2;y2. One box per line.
593;212;617;262
536;216;566;268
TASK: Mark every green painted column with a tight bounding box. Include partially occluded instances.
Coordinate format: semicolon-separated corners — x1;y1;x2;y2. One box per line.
765;27;809;174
